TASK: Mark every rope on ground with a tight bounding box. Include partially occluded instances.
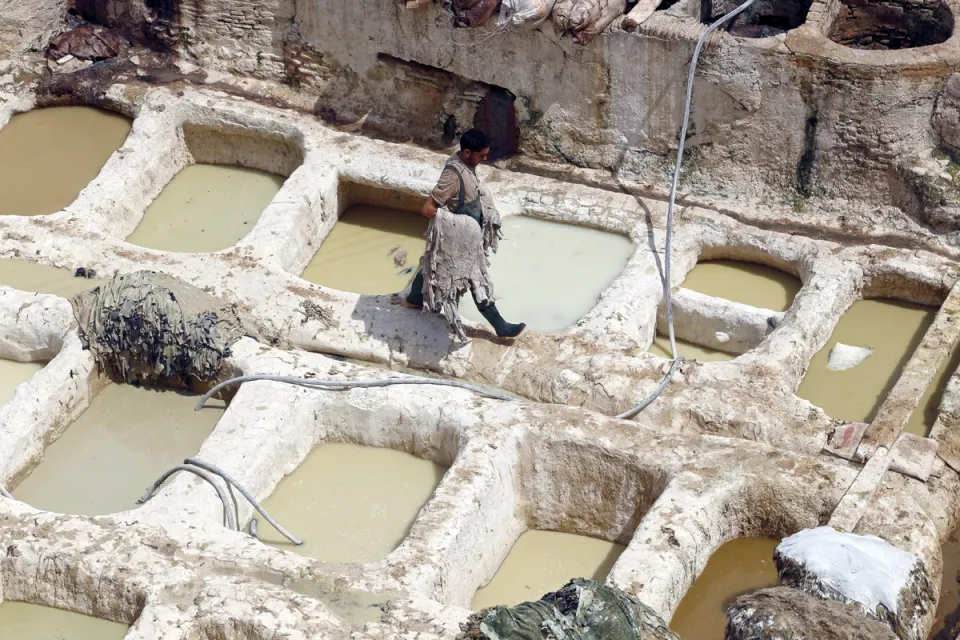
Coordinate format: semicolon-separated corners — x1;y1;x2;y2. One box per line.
184;457;303;546
194;374;515;412
616;0;758;420
0;485;12;499
138;464;239;531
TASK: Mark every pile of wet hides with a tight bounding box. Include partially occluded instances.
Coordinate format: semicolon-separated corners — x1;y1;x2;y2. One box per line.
725;587;899;640
443;0;501;27
774;527;935;640
459;578;682;640
48;25;122;61
422;209;495;341
553;0;627;44
499;0;559;27
72;271;244;385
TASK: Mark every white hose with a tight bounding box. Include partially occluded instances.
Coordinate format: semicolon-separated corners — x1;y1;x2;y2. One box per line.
194;373;515;412
616;0;758;420
184;457;303;546
138;464;239;531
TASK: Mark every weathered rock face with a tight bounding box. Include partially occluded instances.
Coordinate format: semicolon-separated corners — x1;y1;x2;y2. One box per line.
0;0;66;58
61;0;957;213
72;271;245;385
935;75;960;158
774;527;936;640
725;587;899;640
460;578;682;640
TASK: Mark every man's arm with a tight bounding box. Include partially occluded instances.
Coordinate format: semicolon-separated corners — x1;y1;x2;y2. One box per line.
421;197;439;219
424;167;457;218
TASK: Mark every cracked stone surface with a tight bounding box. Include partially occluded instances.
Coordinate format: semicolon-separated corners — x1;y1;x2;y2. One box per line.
3;1;960;637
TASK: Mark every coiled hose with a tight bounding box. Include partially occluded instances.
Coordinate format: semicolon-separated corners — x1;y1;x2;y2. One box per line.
139;457;303;545
615;0;758;420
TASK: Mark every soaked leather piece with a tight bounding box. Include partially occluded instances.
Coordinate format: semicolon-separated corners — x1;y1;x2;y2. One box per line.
459;578;682;640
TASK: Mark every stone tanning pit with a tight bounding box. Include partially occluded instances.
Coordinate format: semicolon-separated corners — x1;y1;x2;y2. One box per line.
0;106;131;216
125;124;301;253
461;429;665;611
699;0;815;37
257;442;447;562
12;382;226;516
0;601;128;639
650;254;801;361
301;183;428;295
471;530;626;609
459;216;635;333
797;299;935;427
670;537;780;640
5;0;960;637
0;258;105;296
829;0;955;50
0;359;45;405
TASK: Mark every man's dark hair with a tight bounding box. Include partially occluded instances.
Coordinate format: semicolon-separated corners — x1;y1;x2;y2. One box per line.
460;129;490;152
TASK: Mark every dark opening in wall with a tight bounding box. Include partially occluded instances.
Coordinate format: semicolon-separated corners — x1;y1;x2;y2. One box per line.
701;0;813;37
145;0;178;23
656;0;683;11
474;88;519;162
828;0;953;49
371;54;520;160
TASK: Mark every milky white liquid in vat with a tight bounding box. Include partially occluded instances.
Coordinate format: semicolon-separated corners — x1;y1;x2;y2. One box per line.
0;602;127;640
649;335;735;362
0;258;105;297
257;443;446;562
670;537;780;640
904;334;960;437
797;299;935;425
471;530;626;610
681;260;801;311
460;217;633;333
126;164;284;253
0;359;45;406
14;384;225;515
0;107;131;216
301;205;428;295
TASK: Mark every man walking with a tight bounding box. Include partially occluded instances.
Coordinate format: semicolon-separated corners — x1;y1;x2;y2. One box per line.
404;129;526;340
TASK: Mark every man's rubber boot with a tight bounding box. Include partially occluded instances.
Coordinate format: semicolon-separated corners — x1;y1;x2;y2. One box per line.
478;302;526;338
404;271;425;309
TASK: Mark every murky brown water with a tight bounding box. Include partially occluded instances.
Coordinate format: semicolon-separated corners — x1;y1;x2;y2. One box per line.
904;335;960;437
0;259;105;297
797;299;935;425
460;217;634;334
126;164;284;253
0;106;131;216
0;602;127;639
681;260;801;312
649;335;736;362
301;205;428;295
932;529;960;638
0;359;45;406
471;530;626;611
257;443;446;562
670;537;780;640
14;384;225;515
